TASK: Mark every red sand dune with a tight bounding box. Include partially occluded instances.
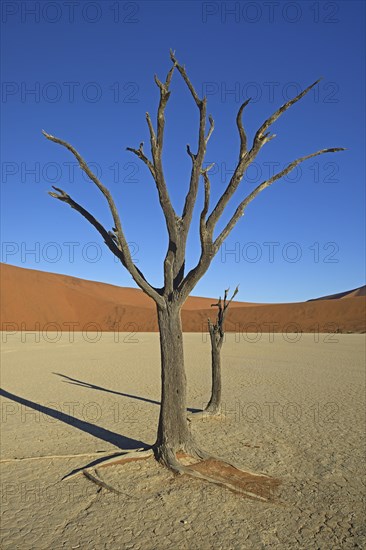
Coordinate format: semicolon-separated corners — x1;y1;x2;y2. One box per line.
1;263;365;333
308;286;366;300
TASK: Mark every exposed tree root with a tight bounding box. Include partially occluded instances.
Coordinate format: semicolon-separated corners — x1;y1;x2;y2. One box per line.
0;450;114;464
62;448;152;481
175;454;280;501
65;449;154;497
187;408;224;422
83;469;122;495
64;443;279;502
97;449;154;468
205;404;221;415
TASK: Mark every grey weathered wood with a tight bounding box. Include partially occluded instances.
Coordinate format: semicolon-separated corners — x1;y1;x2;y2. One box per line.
205;286;239;414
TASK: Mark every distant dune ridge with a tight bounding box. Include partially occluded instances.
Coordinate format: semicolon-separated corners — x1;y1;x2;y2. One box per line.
1;263;365;333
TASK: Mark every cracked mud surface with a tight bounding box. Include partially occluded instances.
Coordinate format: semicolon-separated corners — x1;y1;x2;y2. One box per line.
1;333;365;549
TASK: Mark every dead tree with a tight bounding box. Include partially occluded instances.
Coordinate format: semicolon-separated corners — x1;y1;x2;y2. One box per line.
205;286;239;416
43;50;344;496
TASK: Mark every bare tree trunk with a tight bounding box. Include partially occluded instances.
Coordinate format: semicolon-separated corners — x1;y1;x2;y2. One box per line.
201;287;238;416
206;334;223;414
155;302;194;466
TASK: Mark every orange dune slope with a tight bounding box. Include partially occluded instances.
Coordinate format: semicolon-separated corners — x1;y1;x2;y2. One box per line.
1;263;365;333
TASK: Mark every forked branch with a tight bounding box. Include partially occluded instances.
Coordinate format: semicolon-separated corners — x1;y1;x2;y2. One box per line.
199;164;215;237
237;99;251;159
207;79;322;233
210;285;239;338
126;143;155;177
170;49;201;106
215;147;345;249
47;187;163;305
252;79;321;151
127;63;178;240
205;98;251;233
42;131;126;248
170;50;210;234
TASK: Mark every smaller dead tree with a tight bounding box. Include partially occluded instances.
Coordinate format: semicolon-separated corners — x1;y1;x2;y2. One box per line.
205;286;239;415
190;286;239;420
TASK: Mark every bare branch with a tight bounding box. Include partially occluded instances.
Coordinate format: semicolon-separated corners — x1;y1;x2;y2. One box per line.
205;98;251;233
215;147;345;249
253;79;321;148
206;115;215;145
200;170;211;227
126;143;155;176
42;133;165;304
181;92;207;227
126;64;178;257
170;49;201;106
42;131;125;252
169;51;208;235
155;51;210;289
165;62;176;87
237;99;251;159
178;243;216;303
222;285;239;322
208;285;239;339
186;144;195;163
230;285;240;302
154;62;177;150
181;144;344;303
145;112;156;145
155;79;170;150
144;59;193;295
223;288;229;305
206;80;322;234
198;163;216;276
48;186;163;305
209;295;223;333
149;64;178;239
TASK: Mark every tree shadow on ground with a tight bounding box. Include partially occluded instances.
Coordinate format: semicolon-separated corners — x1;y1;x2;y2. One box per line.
0;388;148;451
0;389;280;499
53;372;200;413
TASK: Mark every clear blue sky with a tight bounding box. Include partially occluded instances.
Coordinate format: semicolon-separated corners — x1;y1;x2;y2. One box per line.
1;0;365;302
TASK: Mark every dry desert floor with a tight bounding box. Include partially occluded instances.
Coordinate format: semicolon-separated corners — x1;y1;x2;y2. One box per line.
1;332;365;549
